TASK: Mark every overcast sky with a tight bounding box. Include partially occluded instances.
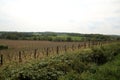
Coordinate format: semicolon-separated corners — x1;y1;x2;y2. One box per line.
0;0;120;35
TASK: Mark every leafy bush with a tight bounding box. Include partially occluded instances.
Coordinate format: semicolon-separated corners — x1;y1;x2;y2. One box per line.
79;43;120;65
89;54;120;80
90;47;108;65
58;71;81;80
15;68;64;80
0;45;8;50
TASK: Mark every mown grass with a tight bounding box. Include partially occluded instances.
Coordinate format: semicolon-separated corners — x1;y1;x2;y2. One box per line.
0;42;120;80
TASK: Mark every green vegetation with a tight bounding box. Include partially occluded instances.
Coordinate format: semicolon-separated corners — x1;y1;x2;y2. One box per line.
0;45;8;50
0;42;120;80
0;32;119;41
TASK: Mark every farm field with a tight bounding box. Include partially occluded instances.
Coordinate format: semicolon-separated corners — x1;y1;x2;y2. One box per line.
0;39;92;64
0;39;82;50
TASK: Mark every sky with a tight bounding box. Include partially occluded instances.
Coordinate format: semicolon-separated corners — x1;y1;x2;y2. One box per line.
0;0;120;35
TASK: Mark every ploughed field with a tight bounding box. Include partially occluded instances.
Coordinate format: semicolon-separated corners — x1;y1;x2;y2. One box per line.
0;39;89;64
0;39;85;50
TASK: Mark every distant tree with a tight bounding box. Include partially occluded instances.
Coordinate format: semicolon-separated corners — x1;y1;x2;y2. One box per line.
66;37;72;42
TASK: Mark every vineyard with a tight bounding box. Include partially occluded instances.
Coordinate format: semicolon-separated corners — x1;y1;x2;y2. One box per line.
0;39;110;66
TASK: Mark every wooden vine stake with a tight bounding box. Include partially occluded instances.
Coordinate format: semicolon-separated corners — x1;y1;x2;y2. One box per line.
34;49;37;59
56;46;59;54
78;44;81;49
46;48;49;56
19;51;22;62
0;54;3;66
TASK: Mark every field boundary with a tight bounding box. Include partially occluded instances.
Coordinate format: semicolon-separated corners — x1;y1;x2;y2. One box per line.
0;41;118;66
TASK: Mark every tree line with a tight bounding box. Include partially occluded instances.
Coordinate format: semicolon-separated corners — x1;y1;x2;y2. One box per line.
0;32;120;41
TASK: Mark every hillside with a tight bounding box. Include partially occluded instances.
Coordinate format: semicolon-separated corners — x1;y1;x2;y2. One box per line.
0;32;120;41
0;42;120;80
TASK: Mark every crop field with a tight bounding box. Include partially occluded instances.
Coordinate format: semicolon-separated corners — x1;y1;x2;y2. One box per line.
0;39;97;65
0;39;82;50
0;39;115;66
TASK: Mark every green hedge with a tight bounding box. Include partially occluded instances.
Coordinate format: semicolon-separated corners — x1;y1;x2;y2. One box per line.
0;45;8;50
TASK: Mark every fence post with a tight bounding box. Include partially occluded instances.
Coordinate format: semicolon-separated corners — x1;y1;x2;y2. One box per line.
56;46;59;54
78;44;81;49
0;54;3;66
19;51;22;62
34;49;37;59
46;48;49;56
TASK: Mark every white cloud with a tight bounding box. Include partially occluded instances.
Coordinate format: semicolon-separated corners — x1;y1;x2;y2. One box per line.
0;0;120;34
